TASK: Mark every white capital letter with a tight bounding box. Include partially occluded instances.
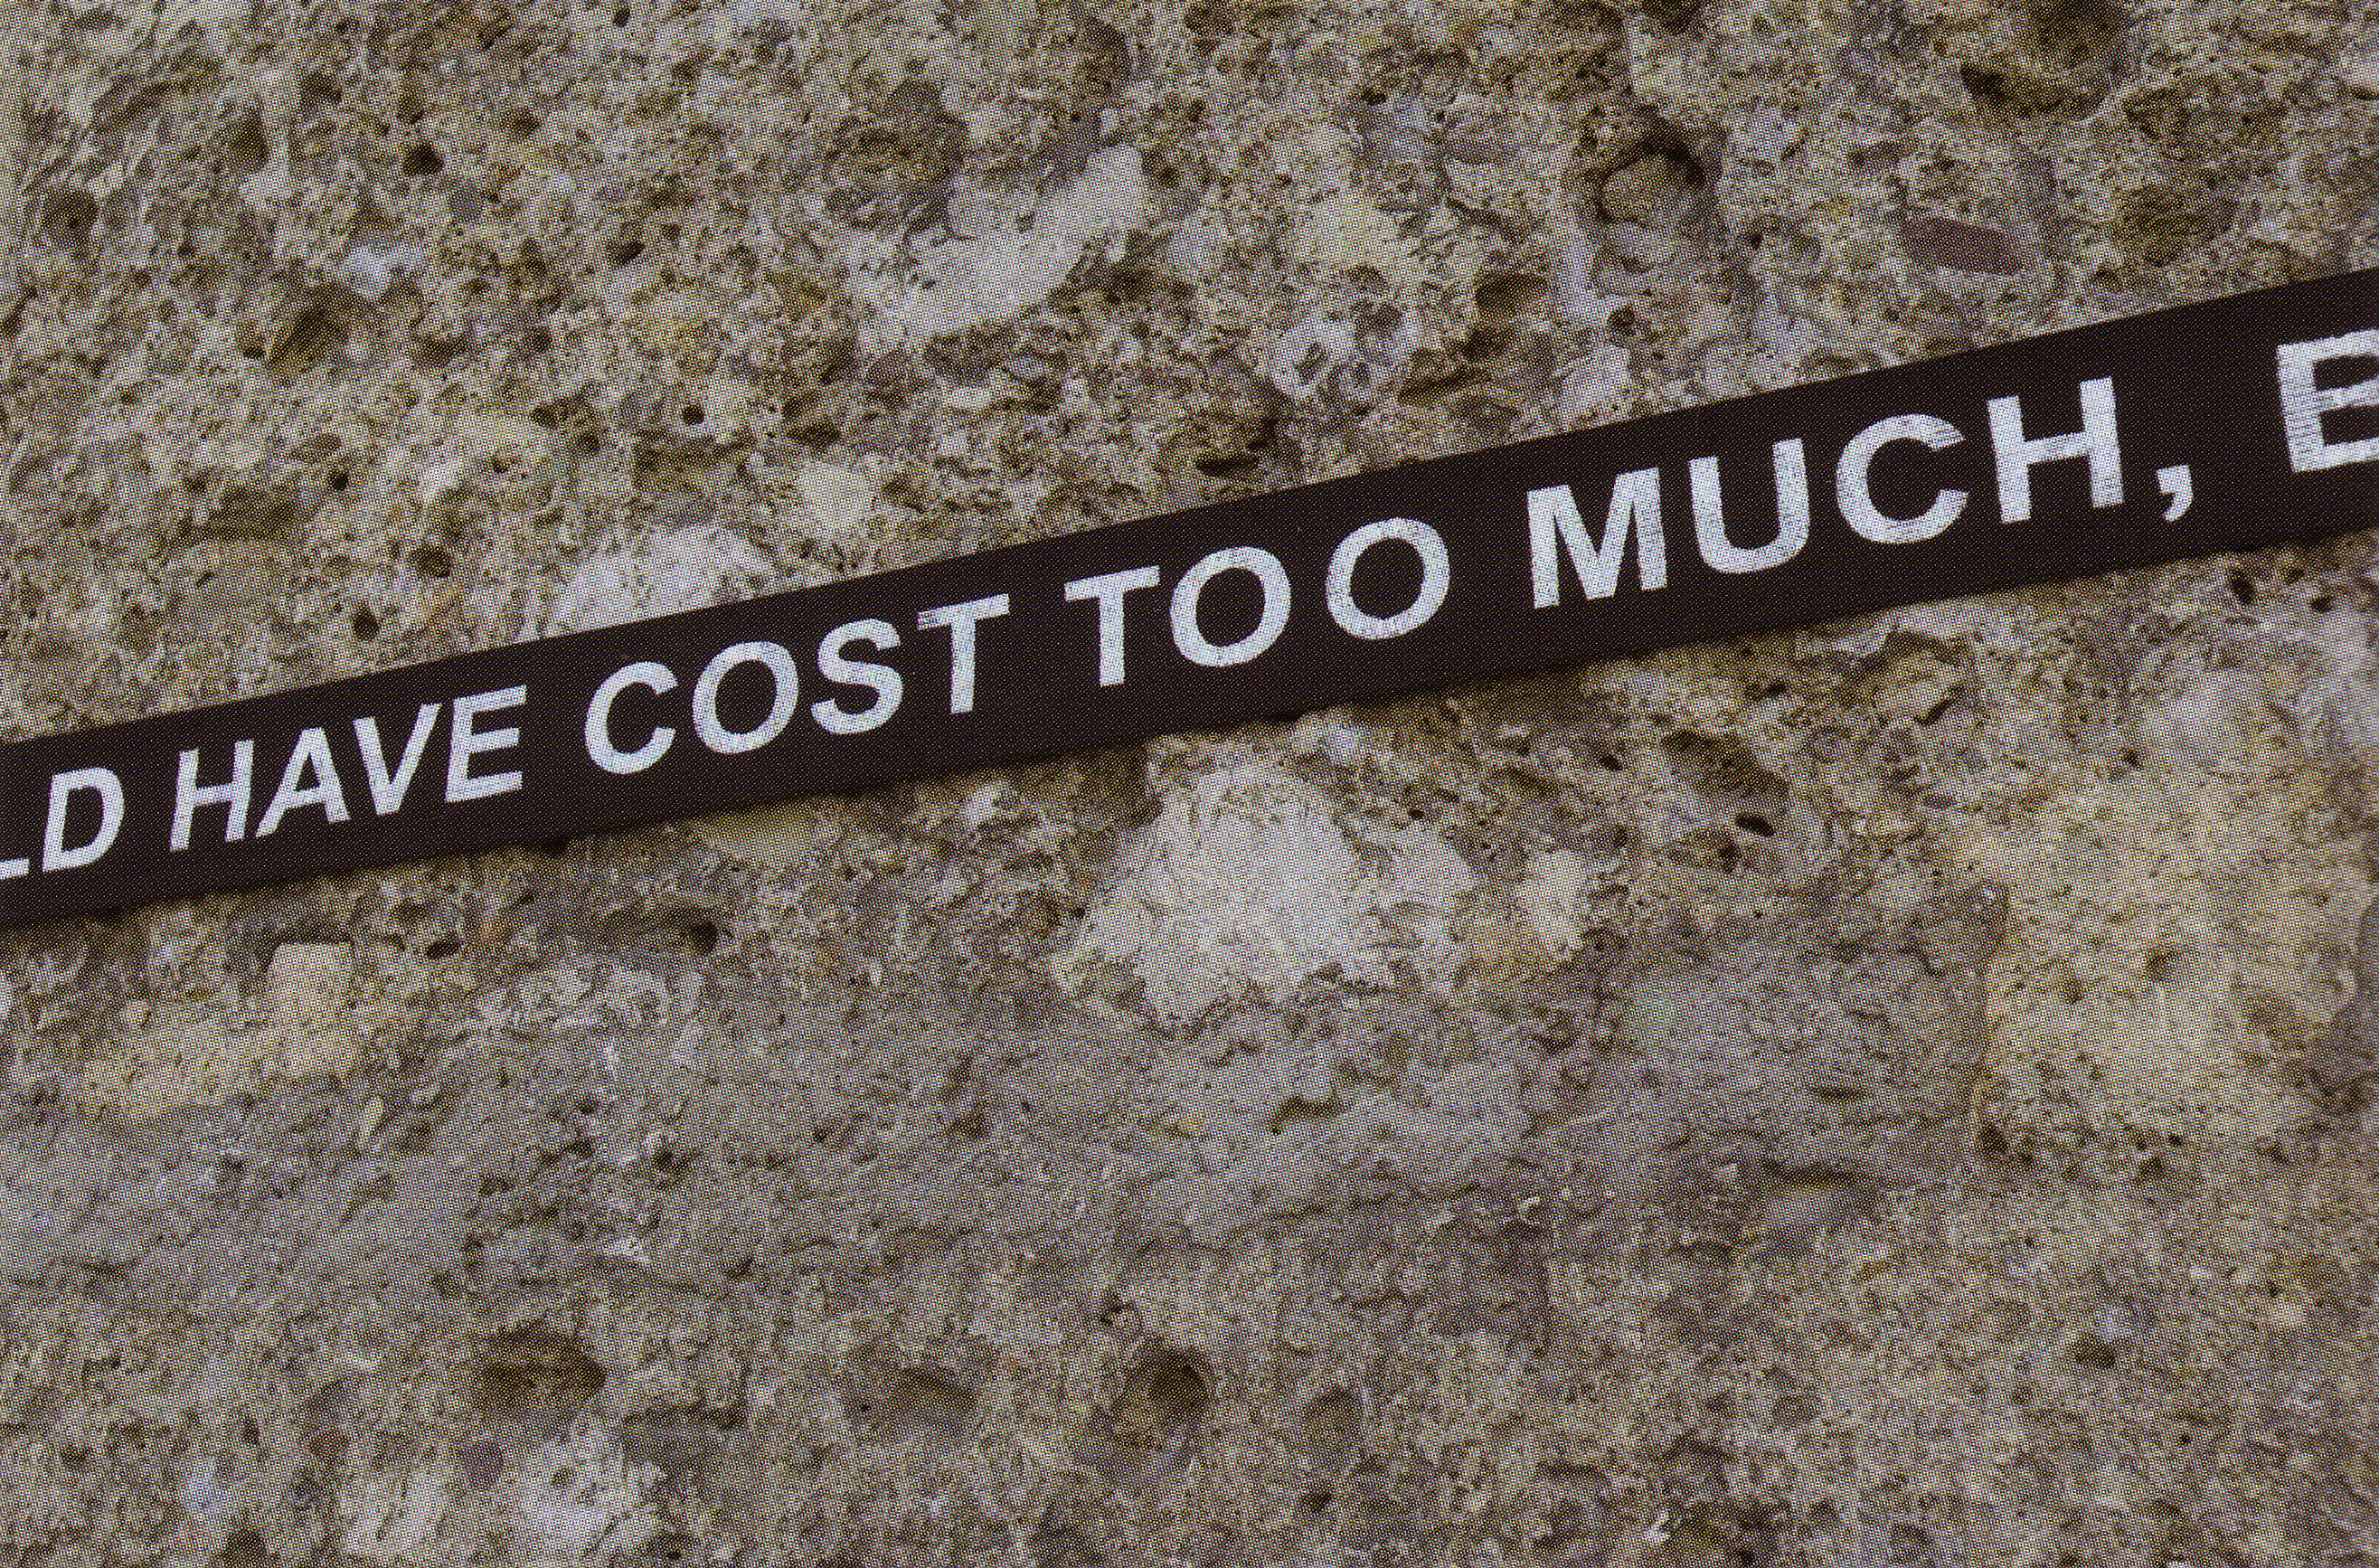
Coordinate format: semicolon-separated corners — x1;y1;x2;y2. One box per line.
1987;376;2122;523
256;727;352;837
43;767;122;871
1171;546;1290;666
918;594;1010;714
1837;414;1967;543
1064;566;1161;687
1327;518;1449;639
354;704;439;816
2278;330;2379;473
814;619;903;735
447;687;525;802
1527;469;1666;607
692;643;798;754
1690;440;1809;574
172;741;253;851
586;662;677;774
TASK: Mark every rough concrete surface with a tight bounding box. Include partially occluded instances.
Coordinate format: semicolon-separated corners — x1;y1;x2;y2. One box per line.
3;0;2379;1563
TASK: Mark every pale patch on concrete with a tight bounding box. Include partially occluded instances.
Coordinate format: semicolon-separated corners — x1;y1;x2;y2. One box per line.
338;242;426;300
1944;767;2364;1151
72;943;403;1120
335;1455;456;1563
1556;341;1637;428
505;1430;665;1567
1266;312;1360;403
864;145;1147;342
266;942;353;1024
1266;301;1425;410
1289;191;1415;279
1458;847;1624;984
682;795;841;869
541;523;776;635
178;1451;231;1526
1514;849;1603;959
2129;671;2279;774
236;144;292;207
1361;817;1477;905
1054;761;1474;1022
145;0;250;46
960;0;1034;60
333;1431;659;1567
794;459;877;540
71;1018;363;1121
448;412;557;471
1159;1080;1534;1212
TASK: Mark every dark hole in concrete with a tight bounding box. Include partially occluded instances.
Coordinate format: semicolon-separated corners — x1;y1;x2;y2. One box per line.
468;1327;606;1426
215;1528;271;1567
1473;271;1549;316
454;1436;504;1487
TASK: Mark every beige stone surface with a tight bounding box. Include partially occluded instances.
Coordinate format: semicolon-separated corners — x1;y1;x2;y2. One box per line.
2;0;2378;1563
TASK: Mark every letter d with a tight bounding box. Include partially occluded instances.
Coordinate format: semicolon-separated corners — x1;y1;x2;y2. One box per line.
44;767;124;872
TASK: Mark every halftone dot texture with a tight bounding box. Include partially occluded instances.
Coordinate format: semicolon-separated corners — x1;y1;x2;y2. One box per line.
2;0;2377;1562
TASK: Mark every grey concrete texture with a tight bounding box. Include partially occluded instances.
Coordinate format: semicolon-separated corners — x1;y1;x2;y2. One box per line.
3;0;2379;1563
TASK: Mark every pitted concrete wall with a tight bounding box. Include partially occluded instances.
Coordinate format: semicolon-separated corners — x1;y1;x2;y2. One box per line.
2;0;2378;1563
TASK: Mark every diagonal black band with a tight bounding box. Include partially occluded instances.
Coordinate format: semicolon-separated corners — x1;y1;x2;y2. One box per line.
3;268;2373;925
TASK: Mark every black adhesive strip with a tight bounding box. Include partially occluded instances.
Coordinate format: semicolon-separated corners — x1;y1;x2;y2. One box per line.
3;268;2374;925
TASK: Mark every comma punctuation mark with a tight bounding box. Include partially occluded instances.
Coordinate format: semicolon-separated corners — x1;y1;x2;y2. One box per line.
2157;464;2194;521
